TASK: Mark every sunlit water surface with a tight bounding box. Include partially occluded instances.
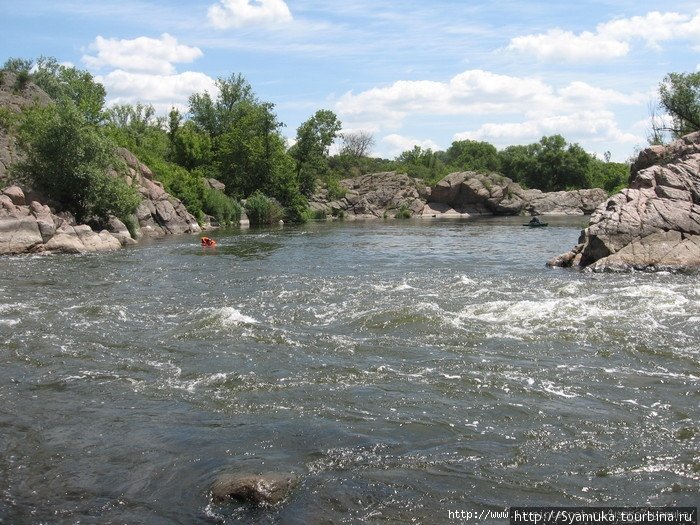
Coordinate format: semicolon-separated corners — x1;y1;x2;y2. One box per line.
0;217;698;524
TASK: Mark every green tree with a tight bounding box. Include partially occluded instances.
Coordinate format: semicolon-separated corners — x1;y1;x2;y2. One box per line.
444;139;501;173
14;102;139;224
394;145;448;184
290;109;342;195
658;72;700;137
188;75;294;204
498;135;591;191
170;120;212;169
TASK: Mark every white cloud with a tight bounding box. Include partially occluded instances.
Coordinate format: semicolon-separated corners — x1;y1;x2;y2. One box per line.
381;134;440;158
97;70;218;114
506;29;629;61
507;9;700;61
455;111;640;147
83;34;203;75
208;0;292;29
336;69;643;129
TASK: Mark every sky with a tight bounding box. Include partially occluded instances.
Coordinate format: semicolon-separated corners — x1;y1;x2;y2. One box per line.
2;0;700;161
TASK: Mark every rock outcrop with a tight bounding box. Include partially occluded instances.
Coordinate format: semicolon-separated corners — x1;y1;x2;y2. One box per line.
0;186;122;255
426;171;606;217
115;148;201;238
309;172;429;219
210;472;298;506
0;71;53;186
548;132;700;271
308;171;607;220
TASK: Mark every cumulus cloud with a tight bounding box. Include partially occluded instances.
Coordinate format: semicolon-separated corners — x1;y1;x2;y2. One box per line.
208;0;292;29
96;70;218;114
507;9;700;61
335;69;643;126
83;33;203;75
507;29;629;62
335;69;647;159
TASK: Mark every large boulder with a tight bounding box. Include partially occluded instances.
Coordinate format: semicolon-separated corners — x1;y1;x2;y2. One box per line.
548;131;700;271
210;472;298;506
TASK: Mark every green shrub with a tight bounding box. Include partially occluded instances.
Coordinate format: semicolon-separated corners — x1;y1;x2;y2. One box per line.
202;186;241;226
14;102;139;225
245;191;284;225
396;203;412;219
326;177;347;200
13;70;30;93
283;193;309;224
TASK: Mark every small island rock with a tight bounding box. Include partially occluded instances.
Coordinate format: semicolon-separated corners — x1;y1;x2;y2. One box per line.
211;472;298;506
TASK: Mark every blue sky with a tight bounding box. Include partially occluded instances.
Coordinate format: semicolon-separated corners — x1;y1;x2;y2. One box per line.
2;0;700;161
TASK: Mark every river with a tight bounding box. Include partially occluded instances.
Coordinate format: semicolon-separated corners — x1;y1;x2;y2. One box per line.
0;217;698;524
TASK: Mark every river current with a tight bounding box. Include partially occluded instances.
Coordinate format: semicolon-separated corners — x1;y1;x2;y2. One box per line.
0;217;698;524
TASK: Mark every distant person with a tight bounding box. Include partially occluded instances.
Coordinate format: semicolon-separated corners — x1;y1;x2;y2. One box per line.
529;216;542;225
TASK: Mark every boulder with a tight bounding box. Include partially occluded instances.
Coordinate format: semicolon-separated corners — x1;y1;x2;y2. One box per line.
525;188;608;216
211;472;298;506
2;185;25;206
107;216;136;246
548;131;700;271
0;195;123;255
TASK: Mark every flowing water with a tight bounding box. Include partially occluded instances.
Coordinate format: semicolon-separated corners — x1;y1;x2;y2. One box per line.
0;217;698;524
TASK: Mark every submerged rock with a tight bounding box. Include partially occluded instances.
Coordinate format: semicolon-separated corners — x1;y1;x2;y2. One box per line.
548;131;700;271
211;472;298;506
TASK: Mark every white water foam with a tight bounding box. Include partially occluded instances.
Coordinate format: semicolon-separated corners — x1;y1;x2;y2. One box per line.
219;307;258;325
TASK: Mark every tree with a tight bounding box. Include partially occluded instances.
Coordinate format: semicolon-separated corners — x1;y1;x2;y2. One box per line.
290;109;341;195
393;145;448;184
27;56;107;124
188;73;256;137
658;72;700;137
340;130;375;158
498;135;591;191
444;139;501;173
14;103;139;224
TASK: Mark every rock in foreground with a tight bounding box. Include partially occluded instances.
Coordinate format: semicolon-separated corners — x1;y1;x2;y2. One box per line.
548;132;700;272
211;472;298;506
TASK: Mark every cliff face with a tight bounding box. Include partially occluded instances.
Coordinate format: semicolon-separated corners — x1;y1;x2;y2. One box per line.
548;132;700;272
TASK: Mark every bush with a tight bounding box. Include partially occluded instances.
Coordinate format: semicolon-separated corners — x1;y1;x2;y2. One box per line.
13;70;30;93
245;191;284;225
395;203;412;219
14;102;139;225
326;177;347;200
202;186;241;226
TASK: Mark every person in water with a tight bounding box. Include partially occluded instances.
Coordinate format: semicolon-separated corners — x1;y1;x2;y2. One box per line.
201;237;216;246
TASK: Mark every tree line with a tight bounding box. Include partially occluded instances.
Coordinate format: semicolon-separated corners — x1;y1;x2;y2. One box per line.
3;56;697;228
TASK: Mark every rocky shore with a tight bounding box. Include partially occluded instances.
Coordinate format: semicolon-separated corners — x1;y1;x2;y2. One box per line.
309;170;607;220
548;131;700;272
0;146;205;256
